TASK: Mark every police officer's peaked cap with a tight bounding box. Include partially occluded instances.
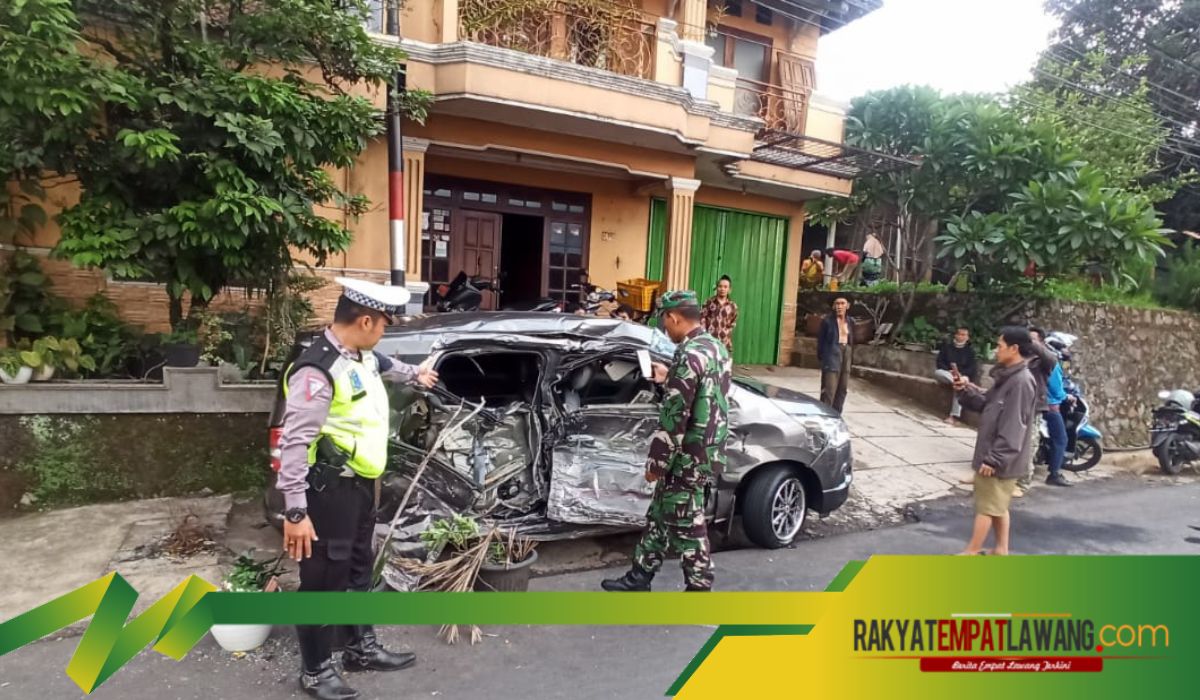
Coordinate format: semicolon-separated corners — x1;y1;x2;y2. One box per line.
658;290;700;310
336;277;411;318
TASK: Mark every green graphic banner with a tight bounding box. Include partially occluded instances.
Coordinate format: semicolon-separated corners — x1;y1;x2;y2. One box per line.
2;556;1197;698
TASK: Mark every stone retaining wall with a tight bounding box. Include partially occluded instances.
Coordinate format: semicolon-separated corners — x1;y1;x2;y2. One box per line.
0;367;275;513
794;291;1200;448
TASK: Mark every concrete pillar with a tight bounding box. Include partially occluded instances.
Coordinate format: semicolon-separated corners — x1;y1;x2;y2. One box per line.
824;220;837;286
402;137;429;281
677;0;706;42
550;10;569;60
653;18;683;86
663;177;701;291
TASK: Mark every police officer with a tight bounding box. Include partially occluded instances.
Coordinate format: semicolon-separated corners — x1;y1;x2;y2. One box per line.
601;290;732;592
277;278;438;699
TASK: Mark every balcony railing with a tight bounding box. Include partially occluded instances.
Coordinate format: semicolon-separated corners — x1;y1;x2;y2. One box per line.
459;0;657;80
733;78;810;133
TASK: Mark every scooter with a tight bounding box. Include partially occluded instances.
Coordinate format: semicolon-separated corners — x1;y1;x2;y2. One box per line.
436;271;564;313
1036;332;1102;471
1151;388;1200;475
435;271;494;312
1036;377;1104;472
573;282;618;315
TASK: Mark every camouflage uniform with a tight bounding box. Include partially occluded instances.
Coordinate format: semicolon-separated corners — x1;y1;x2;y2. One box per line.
631;294;733;590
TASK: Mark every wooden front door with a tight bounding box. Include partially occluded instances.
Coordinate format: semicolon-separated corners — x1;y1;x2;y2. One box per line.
457;210;502;310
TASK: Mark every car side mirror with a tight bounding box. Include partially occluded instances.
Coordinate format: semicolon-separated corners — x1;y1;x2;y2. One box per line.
636;350;652;380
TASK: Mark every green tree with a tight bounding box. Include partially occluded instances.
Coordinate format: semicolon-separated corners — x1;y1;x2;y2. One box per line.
0;0;127;241
1045;0;1200;234
38;0;429;328
1013;45;1187;203
809;86;1078;327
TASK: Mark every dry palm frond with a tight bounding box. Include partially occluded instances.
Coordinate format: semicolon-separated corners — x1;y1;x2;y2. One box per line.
372;400;487;587
393;528;500;644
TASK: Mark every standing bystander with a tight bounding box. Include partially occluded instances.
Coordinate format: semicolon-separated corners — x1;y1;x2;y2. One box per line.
954;327;1038;556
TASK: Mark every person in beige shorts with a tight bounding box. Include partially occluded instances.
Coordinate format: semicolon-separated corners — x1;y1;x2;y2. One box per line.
952;327;1038;555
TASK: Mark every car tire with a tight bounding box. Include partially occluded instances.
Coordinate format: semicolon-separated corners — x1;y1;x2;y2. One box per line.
742;464;807;549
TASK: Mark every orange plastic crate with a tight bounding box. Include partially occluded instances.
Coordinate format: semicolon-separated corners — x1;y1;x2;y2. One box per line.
616;278;662;312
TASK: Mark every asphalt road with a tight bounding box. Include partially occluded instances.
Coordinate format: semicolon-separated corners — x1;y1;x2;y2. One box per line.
3;474;1198;700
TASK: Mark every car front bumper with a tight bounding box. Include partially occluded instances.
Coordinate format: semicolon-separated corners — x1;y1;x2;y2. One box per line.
816;441;853;513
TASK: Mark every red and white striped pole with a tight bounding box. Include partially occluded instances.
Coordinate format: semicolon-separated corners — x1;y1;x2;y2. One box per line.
386;4;406;286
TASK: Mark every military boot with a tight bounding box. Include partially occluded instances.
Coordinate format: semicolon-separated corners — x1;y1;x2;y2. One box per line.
684;586;711;592
342;626;416;673
601;566;654;591
297;626;358;700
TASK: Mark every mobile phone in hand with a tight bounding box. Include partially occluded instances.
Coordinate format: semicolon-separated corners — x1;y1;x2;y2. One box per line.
950;362;961;380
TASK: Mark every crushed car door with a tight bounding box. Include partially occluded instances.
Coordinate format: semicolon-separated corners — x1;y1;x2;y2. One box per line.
387;343;549;518
547;351;660;527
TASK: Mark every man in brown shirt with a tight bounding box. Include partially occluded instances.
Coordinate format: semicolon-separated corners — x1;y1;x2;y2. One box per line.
701;275;738;356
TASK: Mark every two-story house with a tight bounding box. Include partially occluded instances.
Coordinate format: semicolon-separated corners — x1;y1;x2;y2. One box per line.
353;0;899;363
16;0;899;365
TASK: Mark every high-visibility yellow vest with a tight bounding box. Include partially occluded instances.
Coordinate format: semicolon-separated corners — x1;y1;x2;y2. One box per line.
283;340;389;479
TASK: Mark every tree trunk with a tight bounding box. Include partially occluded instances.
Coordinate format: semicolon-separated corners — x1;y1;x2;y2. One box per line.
168;294;184;331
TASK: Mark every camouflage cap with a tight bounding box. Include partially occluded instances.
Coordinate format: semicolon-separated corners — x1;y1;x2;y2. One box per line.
658;290;699;311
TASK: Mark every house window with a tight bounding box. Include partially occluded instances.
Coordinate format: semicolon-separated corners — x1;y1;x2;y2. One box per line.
421;206;452;289
707;30;770;83
725;0;743;17
548;220;587;304
755;4;773;25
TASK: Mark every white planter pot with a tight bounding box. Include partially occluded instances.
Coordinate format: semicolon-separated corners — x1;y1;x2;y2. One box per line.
210;624;272;652
0;366;33;385
32;365;55;382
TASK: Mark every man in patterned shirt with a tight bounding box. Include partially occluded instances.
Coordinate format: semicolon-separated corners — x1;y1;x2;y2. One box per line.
601;290;732;592
701;275;738;357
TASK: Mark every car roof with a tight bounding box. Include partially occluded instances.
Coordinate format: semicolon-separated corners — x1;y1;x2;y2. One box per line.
374;312;673;358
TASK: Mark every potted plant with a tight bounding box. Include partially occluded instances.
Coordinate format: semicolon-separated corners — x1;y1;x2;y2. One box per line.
0;348;32;385
209;554;286;653
475;531;538;592
19;336;96;380
159;328;201;368
895;316;942;352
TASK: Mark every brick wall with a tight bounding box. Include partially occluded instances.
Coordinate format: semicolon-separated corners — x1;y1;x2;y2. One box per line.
5;246;389;333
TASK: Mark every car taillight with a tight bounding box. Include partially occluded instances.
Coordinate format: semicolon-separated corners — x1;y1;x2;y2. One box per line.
269;427;283;472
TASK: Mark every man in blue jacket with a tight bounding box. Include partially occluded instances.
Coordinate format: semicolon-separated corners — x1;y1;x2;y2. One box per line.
1044;362;1072;487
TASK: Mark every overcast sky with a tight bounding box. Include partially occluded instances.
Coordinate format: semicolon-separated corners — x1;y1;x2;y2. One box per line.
816;0;1061;103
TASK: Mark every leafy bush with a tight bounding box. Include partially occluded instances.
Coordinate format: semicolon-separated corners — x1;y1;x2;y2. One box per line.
50;294;142;377
895;316;942;349
1155;244;1200;312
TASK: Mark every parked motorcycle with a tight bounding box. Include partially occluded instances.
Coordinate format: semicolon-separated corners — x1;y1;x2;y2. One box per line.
435;271;494;312
436;271;563;313
573;282;618;315
1036;377;1104;472
1151;388;1200;475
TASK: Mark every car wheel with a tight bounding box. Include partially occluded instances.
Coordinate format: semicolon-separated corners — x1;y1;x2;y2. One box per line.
742;465;807;549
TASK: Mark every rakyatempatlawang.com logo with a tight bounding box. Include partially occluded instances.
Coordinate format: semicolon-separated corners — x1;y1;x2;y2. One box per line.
853;613;1169;672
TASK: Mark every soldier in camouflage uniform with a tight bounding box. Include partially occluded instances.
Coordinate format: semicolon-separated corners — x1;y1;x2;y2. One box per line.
601;290;732;592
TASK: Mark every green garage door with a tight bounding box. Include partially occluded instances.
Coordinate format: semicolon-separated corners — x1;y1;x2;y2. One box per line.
646;200;788;365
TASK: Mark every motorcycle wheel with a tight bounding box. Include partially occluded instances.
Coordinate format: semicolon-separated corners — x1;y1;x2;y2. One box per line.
1062;437;1102;473
1154;434;1185;475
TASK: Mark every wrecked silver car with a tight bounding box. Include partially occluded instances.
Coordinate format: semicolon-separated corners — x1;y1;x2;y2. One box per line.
265;313;851;560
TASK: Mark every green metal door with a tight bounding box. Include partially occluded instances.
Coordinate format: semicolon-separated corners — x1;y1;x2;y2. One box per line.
646;200;788;365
